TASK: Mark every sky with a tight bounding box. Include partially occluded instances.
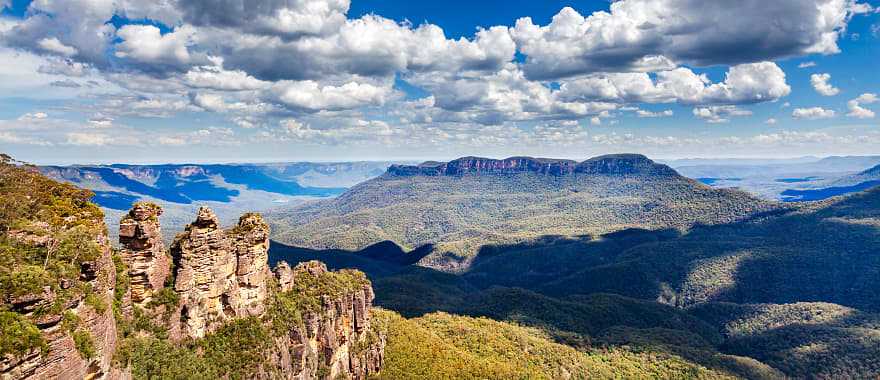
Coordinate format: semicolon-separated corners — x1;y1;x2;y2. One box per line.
0;0;879;164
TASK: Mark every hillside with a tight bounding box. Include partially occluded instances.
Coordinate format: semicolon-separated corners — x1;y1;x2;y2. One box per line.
270;154;779;272
270;180;880;378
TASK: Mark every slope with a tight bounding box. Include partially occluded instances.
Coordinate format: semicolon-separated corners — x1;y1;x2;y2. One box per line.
270;154;778;272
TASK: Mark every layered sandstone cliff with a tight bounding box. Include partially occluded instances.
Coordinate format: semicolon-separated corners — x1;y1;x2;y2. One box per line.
118;202;169;307
387;154;678;177
271;261;384;379
0;188;117;379
1;157;384;380
169;207;271;338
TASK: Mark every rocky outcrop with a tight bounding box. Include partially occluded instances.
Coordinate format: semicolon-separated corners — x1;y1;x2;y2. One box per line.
1;232;118;380
230;213;271;318
270;261;384;380
170;207;271;338
387;154;678;177
2;157;384;380
118;202;169;307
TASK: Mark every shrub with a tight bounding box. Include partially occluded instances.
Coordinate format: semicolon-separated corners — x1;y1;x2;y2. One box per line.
0;311;47;357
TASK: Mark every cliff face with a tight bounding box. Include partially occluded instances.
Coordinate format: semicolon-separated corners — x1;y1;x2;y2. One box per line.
271;261;385;379
1;233;118;380
1;157;118;380
387;154;679;177
2;154;384;380
169;207;271;338
160;207;383;379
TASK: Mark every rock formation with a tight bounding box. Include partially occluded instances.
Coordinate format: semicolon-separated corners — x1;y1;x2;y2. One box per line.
271;261;384;380
1;230;118;380
387;154;678;177
170;207;261;338
118;202;169;307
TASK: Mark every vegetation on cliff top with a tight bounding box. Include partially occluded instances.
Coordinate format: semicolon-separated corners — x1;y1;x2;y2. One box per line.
0;154;108;359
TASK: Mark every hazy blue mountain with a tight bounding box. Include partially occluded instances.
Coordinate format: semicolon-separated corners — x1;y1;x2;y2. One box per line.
39;161;398;242
670;156;880;201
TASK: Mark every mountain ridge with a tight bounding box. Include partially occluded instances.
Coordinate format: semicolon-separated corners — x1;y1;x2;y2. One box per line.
388;154;679;177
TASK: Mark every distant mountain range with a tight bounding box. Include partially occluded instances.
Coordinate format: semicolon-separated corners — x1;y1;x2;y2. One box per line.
670;155;880;201
269;154;778;272
39;161;398;241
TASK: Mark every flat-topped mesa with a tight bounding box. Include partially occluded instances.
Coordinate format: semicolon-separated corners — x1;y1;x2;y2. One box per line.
170;207;271;338
387;154;679;177
118;202;169;307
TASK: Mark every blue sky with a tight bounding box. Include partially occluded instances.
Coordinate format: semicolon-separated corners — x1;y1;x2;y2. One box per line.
0;0;879;164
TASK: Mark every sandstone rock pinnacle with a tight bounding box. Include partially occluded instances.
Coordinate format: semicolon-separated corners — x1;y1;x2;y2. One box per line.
118;202;169;306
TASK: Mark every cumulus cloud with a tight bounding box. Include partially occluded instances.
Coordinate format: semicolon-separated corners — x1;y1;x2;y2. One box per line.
66;132;113;146
3;0;116;66
37;37;78;57
558;62;790;105
115;25;201;70
636;109;674;118
206;15;516;81
17;112;49;121
798;61;817;68
810;73;840;96
267;80;393;112
847;93;878;118
693;106;753;123
792;107;836;119
177;0;350;38
183;65;270;91
511;1;867;80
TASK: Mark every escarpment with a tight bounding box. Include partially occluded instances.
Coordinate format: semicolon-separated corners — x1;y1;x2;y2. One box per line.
1;157;118;380
270;261;385;379
386;154;679;177
2;155;384;379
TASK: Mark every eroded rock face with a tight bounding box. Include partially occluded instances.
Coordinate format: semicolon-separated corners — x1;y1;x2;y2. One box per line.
118;203;169;306
230;213;271;317
387;154;678;177
270;261;384;380
170;207;271;338
1;234;118;380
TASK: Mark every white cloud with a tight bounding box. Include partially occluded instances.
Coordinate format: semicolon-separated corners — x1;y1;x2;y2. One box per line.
267;80;393;112
558;62;790;105
183;65;270;91
17;112;49;121
846;93;878;118
765;118;778;124
810;73;840;96
798;61;817;68
636;109;674;118
115;25;199;69
0;131;52;146
792;107;836;119
693;106;752;123
511;1;865;80
37;37;78;57
66;132;112;146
